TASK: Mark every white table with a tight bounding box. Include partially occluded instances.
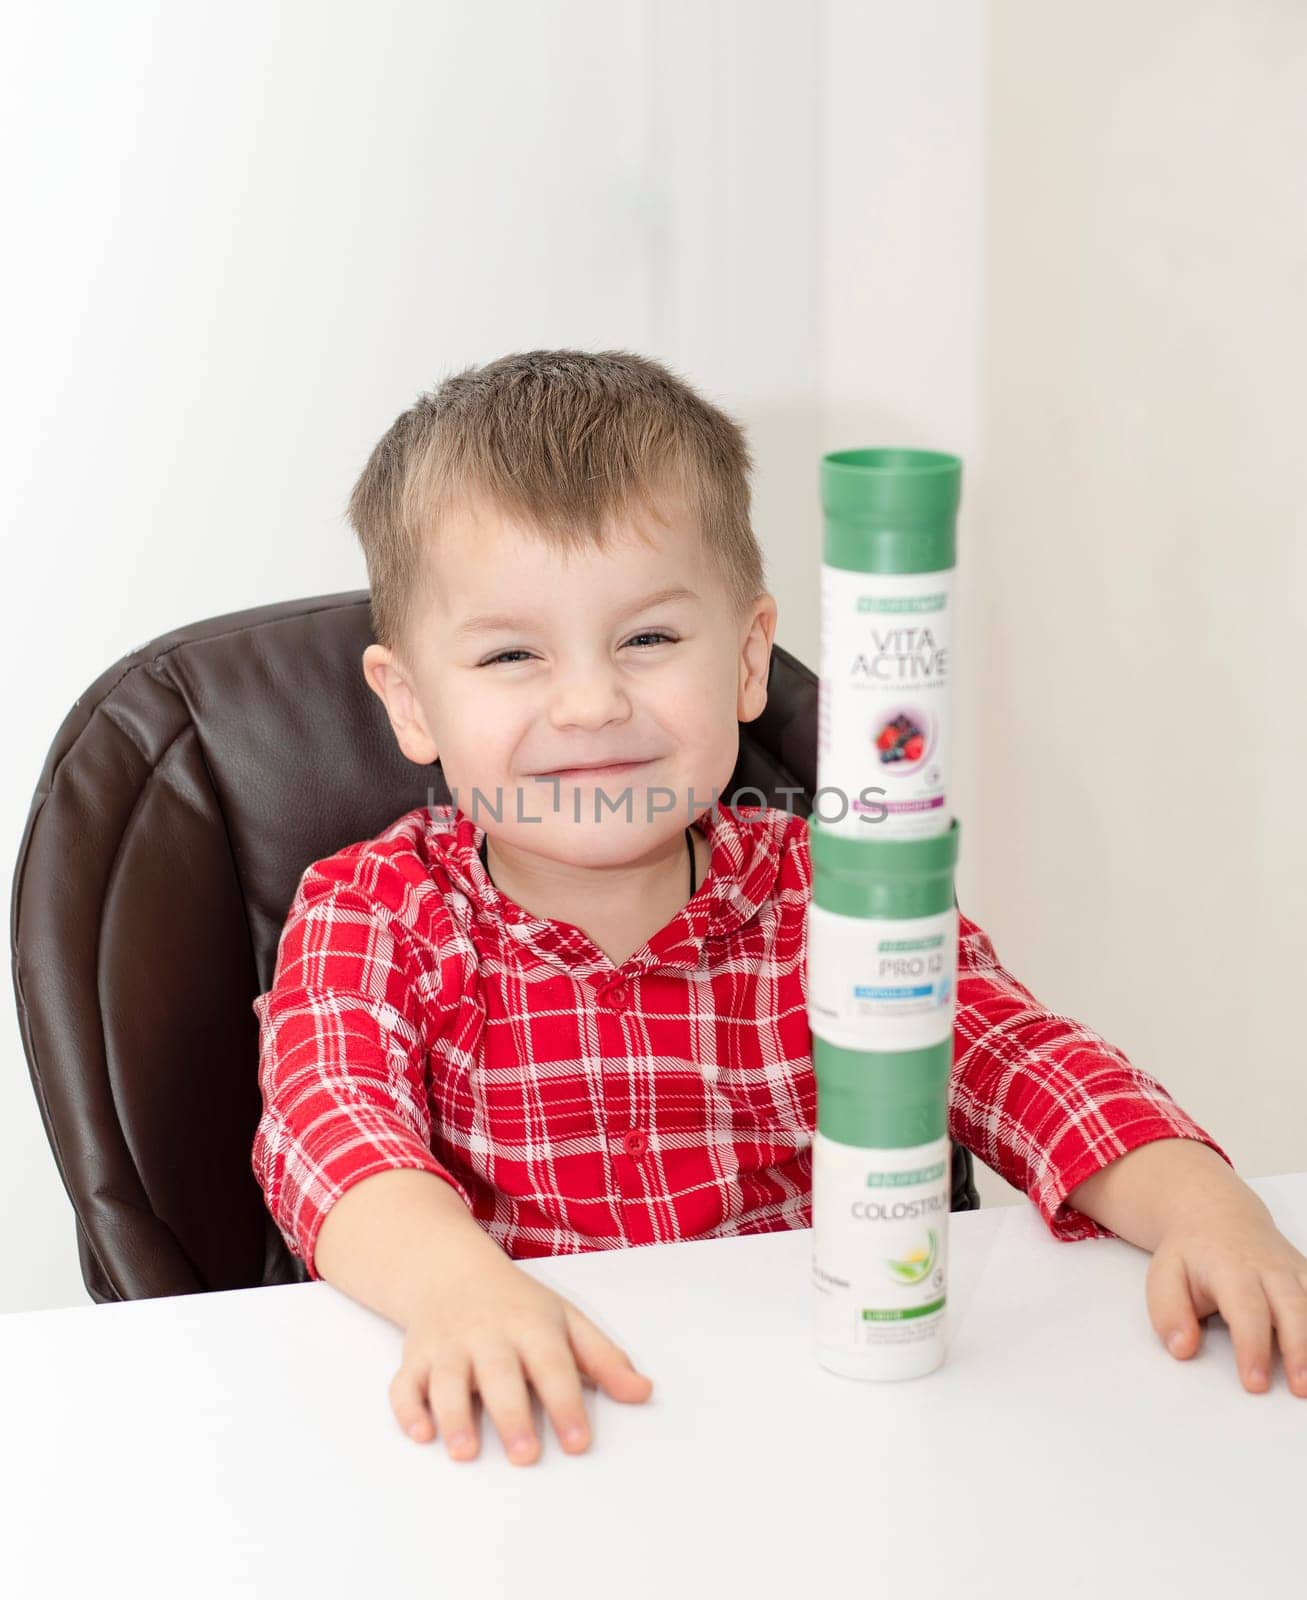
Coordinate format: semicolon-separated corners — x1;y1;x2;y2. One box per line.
3;1173;1304;1599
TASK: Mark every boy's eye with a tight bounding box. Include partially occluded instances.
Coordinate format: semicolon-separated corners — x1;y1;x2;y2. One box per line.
477;632;677;668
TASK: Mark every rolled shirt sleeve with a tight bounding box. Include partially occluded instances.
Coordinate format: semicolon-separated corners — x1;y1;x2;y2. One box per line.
251;863;475;1280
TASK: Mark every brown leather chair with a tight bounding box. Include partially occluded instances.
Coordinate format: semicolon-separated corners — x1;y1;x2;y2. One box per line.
9;590;980;1303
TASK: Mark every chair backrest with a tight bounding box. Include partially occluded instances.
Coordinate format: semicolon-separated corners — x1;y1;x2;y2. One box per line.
9;589;978;1302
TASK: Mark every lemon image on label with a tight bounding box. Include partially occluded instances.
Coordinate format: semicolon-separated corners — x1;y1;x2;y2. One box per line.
886;1228;938;1285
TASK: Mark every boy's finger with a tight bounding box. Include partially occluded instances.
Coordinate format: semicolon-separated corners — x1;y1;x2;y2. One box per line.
390;1362;435;1442
1261;1269;1307;1397
426;1357;481;1459
472;1346;542;1464
564;1305;654;1401
516;1334;594;1451
1211;1270;1273;1391
1146;1248;1201;1359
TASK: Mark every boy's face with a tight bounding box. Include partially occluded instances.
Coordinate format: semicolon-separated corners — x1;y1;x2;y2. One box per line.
362;490;777;866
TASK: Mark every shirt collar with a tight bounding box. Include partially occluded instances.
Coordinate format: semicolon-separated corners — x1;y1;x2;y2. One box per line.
425;796;785;977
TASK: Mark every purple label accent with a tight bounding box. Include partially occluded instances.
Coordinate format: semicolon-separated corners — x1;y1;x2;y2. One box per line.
858;795;946;814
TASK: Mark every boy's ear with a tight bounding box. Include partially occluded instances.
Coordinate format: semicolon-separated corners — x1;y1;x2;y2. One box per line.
737;594;778;725
361;644;439;765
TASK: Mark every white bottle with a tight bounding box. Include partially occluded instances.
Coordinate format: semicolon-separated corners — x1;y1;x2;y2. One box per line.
818;449;961;840
806;817;960;1053
809;1036;953;1381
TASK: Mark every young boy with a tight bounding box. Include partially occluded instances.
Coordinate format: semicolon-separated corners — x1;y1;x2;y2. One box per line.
251;348;1307;1467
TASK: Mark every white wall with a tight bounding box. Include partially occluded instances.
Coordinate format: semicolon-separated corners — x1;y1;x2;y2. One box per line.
979;0;1307;1194
5;0;1298;1312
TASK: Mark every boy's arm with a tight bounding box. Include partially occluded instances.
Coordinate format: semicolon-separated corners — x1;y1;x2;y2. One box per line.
251;865;479;1284
313;1166;506;1328
949;906;1235;1242
1060;1134;1266;1255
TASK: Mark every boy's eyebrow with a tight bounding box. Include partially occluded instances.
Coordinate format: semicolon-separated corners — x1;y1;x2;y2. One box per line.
453;584;699;639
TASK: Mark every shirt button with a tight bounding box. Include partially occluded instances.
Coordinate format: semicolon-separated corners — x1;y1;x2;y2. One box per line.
622;1129;647;1159
607;981;628;1006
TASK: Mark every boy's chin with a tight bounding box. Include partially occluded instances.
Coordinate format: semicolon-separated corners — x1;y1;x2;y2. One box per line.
479;776;695;816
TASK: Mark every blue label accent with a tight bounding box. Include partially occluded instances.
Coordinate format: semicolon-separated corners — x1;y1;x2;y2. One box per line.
853;984;936;1000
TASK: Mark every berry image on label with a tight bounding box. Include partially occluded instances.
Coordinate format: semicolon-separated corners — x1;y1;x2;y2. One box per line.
873;712;927;766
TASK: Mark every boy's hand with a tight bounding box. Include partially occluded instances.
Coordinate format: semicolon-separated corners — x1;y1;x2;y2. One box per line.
1146;1190;1307;1396
390;1248;654;1465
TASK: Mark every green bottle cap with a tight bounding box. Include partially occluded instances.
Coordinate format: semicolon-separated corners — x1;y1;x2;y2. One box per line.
821;448;962;573
808;815;959;918
813;1035;952;1148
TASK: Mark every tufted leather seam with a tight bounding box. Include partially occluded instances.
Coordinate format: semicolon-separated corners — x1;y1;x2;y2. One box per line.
46;596;371;794
95;720;197;1148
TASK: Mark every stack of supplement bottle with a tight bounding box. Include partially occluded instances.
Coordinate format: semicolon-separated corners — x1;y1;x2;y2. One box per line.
808;448;963;1382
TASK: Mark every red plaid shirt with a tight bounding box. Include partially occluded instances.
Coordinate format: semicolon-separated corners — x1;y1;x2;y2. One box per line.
251;800;1232;1280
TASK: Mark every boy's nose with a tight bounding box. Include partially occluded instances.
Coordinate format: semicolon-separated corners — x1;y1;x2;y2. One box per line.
548;668;631;729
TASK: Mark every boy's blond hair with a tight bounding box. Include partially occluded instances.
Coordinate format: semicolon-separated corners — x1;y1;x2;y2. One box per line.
345;348;768;658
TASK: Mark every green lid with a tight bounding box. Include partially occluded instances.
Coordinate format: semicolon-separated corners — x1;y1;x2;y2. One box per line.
821;448;962;573
808;815;959;918
813;1034;952;1147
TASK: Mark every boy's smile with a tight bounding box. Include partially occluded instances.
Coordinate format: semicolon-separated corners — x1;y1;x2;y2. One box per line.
362;487;777;959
